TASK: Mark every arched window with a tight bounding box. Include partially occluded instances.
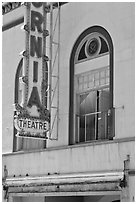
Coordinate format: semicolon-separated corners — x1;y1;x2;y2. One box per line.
69;26;114;145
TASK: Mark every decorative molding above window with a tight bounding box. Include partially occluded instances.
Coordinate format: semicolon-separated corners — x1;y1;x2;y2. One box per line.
75;33;109;63
85;36;101;57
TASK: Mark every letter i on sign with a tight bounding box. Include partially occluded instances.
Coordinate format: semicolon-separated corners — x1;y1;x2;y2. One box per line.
33;61;38;83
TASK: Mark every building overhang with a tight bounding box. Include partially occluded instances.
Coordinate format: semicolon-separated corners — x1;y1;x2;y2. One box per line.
3;172;123;195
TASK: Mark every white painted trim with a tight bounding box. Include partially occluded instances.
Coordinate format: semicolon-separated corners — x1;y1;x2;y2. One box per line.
75;54;109;75
2;136;135;156
74;32;109;64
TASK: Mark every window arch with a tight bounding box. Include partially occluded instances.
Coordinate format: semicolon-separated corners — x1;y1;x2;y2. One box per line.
69;26;114;145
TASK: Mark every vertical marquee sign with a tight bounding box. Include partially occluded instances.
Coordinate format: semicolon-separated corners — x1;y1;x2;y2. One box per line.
14;3;50;139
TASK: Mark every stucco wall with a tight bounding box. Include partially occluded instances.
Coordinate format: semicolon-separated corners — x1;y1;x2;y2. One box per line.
47;2;135;148
2;22;24;153
2;3;135;152
2;139;135;177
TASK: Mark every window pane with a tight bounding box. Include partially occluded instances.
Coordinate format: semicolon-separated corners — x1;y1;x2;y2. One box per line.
100;70;105;77
86;114;96;141
100;78;105;85
95;79;99;86
98;88;110;139
106;69;109;77
79;115;85;142
77;67;110;92
95;72;99;79
78;91;97;142
106;77;109;84
76;67;110;143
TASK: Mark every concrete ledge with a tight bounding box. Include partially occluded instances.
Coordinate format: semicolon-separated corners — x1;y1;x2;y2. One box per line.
2;136;135;156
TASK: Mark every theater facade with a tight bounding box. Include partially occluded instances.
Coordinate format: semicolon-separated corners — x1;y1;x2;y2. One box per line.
2;2;135;202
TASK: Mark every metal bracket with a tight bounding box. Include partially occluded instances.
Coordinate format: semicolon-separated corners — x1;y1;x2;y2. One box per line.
120;155;130;188
2;165;9;201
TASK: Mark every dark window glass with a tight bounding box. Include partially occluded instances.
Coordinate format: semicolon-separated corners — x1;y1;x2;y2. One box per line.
78;41;87;60
99;37;108;54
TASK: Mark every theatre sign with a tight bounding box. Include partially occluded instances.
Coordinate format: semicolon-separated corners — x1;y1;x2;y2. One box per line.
14;3;50;139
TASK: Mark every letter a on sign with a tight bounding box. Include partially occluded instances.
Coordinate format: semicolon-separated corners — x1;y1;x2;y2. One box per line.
27;87;41;108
